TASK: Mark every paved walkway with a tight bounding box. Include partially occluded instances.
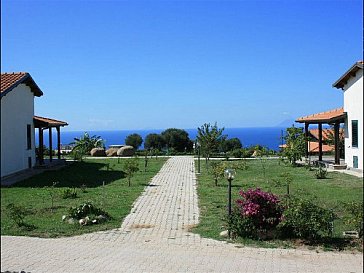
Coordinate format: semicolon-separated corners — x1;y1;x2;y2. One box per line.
1;156;363;273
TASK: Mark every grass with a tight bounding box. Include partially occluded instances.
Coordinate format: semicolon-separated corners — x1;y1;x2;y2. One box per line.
1;157;166;237
193;158;363;251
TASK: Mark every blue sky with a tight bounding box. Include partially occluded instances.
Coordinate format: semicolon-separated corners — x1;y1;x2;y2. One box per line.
1;0;362;131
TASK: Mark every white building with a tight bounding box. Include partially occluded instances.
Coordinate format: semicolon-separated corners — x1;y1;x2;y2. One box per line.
333;61;363;171
1;72;67;179
1;73;43;177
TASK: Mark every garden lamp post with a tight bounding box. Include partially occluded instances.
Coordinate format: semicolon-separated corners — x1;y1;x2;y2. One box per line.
224;168;236;238
224;169;236;217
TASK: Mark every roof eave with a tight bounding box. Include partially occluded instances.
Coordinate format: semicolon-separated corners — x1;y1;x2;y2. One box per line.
332;62;363;90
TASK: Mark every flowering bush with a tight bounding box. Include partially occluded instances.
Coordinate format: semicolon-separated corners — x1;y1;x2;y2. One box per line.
231;188;283;238
278;197;335;240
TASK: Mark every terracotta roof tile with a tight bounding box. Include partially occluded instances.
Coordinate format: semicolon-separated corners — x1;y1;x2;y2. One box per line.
1;72;43;97
279;143;334;153
34;116;68;127
296;108;346;123
309;128;343;141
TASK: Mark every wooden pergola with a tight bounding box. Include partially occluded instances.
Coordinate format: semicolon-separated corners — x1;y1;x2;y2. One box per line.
33;116;68;165
296;108;346;165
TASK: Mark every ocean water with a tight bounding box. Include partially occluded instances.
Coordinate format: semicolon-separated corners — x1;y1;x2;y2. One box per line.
36;127;287;151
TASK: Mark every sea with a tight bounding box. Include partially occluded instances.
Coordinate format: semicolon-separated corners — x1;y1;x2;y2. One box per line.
36;127;289;151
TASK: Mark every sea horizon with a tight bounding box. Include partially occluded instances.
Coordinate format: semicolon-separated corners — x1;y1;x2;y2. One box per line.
35;126;301;151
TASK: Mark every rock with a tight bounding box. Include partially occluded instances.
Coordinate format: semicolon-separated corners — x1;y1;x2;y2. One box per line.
90;148;106;157
220;230;229;238
106;148;118;157
79;218;88;226
117;145;135;156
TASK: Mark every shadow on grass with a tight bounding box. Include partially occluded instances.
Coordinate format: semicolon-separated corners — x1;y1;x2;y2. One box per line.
298;237;362;251
11;161;126;188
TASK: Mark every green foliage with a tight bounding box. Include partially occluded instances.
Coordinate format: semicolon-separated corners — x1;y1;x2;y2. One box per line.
197;122;226;169
123;158;140;186
194;159;362;250
343;202;363;238
71;132;105;160
278;197;335;240
125;133;143;150
161;128;193;153
220;138;242;159
144;133;165;150
68;201;110;221
315;165;328;179
228;208;257;239
44;181;59;210
6;203;27;227
61;188;78;199
231;149;243;158
282;126;306;166
210;161;226;186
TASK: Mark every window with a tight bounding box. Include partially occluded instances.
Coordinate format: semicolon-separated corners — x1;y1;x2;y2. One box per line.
27;124;32;150
28;157;32;168
351;120;358;148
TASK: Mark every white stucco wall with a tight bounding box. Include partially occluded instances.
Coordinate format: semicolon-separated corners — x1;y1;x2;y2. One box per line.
1;84;36;177
343;69;363;170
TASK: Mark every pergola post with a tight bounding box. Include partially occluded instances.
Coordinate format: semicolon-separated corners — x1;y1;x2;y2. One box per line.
39;128;44;165
304;123;309;159
57;126;61;160
49;127;53;162
334;122;340;165
318;123;323;161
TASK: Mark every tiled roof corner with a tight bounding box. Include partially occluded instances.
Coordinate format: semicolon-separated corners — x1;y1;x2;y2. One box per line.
1;72;43;97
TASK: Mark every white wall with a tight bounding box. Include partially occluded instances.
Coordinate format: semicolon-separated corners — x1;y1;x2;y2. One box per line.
343;69;363;170
1;84;36;177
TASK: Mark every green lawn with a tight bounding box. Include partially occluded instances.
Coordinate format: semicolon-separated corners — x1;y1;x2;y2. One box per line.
193;158;363;250
1;157;166;238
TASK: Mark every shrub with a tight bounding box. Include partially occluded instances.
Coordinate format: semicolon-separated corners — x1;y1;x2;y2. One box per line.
343;201;363;238
231;188;283;238
278;197;335;240
231;149;243;158
228;207;257;238
61;188;78;199
6;203;27;227
68;202;110;221
315;165;328;179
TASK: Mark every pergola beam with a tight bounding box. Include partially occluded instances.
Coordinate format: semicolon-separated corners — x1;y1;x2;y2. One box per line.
318;123;323;161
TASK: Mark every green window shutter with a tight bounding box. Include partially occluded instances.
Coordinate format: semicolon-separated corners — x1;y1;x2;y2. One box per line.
352;120;358;148
353;156;358;168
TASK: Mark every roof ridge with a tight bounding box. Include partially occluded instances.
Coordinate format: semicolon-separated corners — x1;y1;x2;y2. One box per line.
1;72;28;75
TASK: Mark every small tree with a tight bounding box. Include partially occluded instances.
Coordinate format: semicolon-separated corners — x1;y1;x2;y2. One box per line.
210;161;226;186
197;122;226;171
282;126;305;166
123;158;140;186
125;133;143;150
